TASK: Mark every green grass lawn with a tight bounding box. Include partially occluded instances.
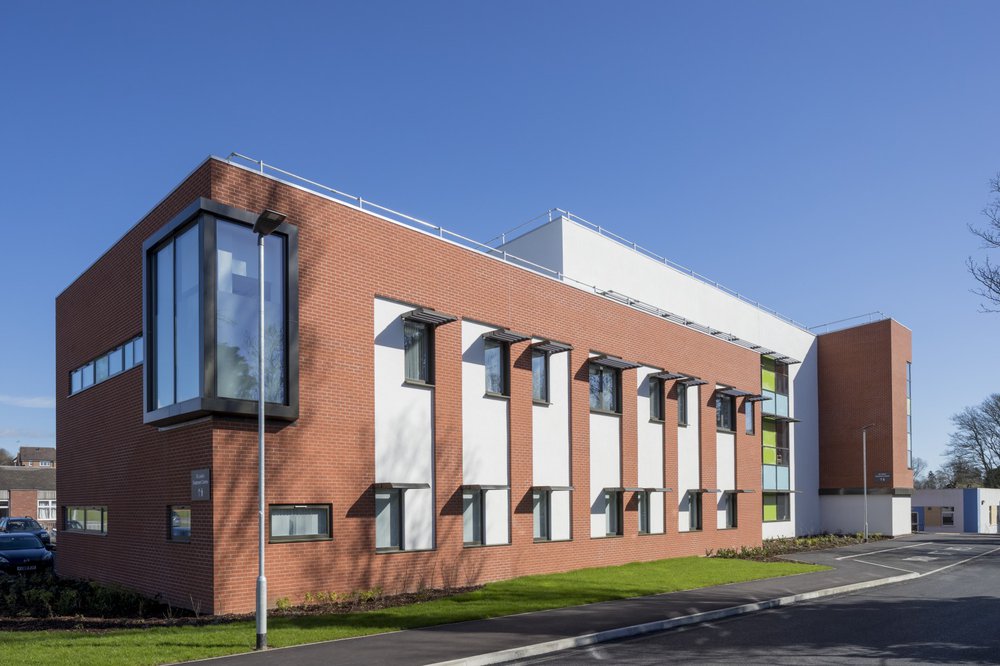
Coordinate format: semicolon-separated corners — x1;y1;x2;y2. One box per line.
0;557;825;666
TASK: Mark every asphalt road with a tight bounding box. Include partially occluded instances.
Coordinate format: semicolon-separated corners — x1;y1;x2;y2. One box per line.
507;534;1000;665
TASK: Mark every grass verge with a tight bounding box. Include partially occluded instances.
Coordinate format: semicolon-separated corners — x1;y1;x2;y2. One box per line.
0;556;825;666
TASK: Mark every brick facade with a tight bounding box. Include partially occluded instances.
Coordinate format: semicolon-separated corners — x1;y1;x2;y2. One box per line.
56;158;907;614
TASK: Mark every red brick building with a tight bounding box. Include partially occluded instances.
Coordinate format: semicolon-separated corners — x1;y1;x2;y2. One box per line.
56;156;912;614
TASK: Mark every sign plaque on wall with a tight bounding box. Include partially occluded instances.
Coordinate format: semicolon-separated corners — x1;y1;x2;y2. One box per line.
191;468;211;501
874;472;891;483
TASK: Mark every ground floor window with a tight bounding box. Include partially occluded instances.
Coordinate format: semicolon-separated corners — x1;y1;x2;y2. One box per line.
533;490;551;541
0;490;8;519
638;491;651;534
375;490;403;550
763;492;790;522
269;504;331;542
688;491;703;531
463;490;484;545
169;506;191;542
942;506;955;526
604;489;623;536
66;506;108;534
37;491;56;521
723;492;738;529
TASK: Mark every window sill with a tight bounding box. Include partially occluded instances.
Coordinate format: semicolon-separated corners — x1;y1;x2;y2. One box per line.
681;528;703;533
717;428;736;435
269;536;333;544
484;392;511;401
62;531;107;537
649;418;665;424
464;542;511;548
593;534;624;539
718;527;739;531
375;547;436;554
533;537;571;544
590;408;621;417
532;399;551;406
762;520;792;524
638;531;665;537
403;379;435;389
678;423;688;428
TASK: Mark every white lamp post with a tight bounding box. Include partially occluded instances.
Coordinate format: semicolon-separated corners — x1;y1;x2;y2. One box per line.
861;423;875;543
252;209;286;651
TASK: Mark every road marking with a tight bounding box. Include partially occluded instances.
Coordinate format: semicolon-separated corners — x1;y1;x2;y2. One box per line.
902;556;938;562
923;545;1000;576
835;542;922;560
853;559;919;574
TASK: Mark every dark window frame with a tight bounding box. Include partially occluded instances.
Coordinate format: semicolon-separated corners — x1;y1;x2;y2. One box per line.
531;350;549;404
484;338;510;397
604;489;624;536
745;399;755;435
688;491;703;531
375;489;405;552
716;393;736;432
763;492;791;523
463;489;486;546
638;490;651;534
532;489;552;541
168;505;191;543
402;319;434;385
678;383;689;426
724;492;738;529
142;198;299;427
590;363;621;414
649;377;664;422
268;503;332;543
64;505;108;535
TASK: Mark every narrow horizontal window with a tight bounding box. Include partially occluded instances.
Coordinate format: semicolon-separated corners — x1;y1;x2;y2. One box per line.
269;504;331;542
65;506;108;534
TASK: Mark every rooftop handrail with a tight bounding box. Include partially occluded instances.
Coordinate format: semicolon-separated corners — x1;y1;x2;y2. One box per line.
808;311;887;334
222;152;821;348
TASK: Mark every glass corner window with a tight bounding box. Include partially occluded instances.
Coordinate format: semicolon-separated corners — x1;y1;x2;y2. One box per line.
143;199;298;426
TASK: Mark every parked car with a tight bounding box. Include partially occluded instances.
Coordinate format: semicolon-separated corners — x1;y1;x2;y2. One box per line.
0;533;53;575
0;517;51;548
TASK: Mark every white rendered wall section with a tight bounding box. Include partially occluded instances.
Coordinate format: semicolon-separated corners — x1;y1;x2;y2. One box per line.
716;430;736;529
533;350;572;539
462;320;510;545
819;495;911;537
978;489;1000;534
590;412;621;537
374;298;435;550
637;368;665;533
677;383;700;532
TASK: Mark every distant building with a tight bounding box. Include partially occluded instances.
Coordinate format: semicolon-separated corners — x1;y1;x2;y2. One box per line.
13;446;57;468
0;466;57;527
911;488;1000;534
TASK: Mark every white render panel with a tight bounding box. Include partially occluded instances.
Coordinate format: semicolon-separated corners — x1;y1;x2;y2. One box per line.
820;495;911;537
650;491;665;534
589;412;621;538
484;489;510;545
716;431;736;529
462;321;510;486
762;510;797;539
978;489;1000;534
551;490;572;540
374;298;435;549
533;350;571;487
677;383;701;532
637;368;665;489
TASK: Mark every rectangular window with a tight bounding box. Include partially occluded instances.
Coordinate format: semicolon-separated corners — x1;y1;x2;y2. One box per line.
169;506;191;542
763;493;790;522
403;320;431;383
678;383;688;426
590;364;620;413
532;490;551;540
0;490;8;519
532;350;548;402
154;239;175;408
71;368;82;394
604;490;623;535
484;339;508;396
638;491;651;534
375;490;403;550
649;378;663;422
81;362;94;389
95;354;109;383
269;504;331;542
463;490;484;545
745;400;755;435
133;336;144;364
37;492;56;521
70;335;145;396
942;506;955;526
688;491;703;531
65;506;108;534
124;341;134;370
724;492;738;529
716;394;735;432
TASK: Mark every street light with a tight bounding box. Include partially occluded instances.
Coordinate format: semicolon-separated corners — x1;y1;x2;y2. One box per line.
253;208;285;651
861;423;875;543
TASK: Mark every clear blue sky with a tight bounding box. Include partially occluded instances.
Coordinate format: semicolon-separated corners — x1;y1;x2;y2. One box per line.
1;1;998;472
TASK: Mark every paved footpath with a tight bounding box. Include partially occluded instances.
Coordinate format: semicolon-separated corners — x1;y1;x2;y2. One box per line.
192;534;997;666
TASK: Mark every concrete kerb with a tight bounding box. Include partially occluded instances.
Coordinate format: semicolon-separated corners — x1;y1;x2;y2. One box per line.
429;572;921;666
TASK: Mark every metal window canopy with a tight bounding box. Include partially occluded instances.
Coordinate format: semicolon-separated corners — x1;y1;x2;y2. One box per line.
461;484;509;491
694;488;722;493
602;487;630;493
733;489;756;494
745;394;769;402
484;329;530;344
374;482;430;490
766;414;801;424
402;307;457;327
637;487;672;493
764;353;801;365
591;354;641;370
651;371;687;381
717;387;754;397
677;375;708;386
532;339;573;355
531;485;574;492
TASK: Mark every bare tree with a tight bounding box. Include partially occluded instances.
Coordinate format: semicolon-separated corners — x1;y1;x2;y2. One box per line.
969;173;1000;311
0;448;14;465
944;394;1000;487
910;456;929;487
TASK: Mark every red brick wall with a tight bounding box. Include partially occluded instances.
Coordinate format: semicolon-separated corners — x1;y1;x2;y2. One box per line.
55;162;216;611
9;490;39;523
817;319;913;492
60;158;768;614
